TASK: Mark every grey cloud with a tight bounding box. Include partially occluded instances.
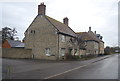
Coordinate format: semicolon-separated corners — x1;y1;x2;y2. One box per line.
1;0;118;47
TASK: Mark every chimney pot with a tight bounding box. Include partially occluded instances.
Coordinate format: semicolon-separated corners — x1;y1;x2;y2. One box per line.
89;26;91;31
95;31;96;34
63;17;69;26
100;36;103;40
38;2;46;15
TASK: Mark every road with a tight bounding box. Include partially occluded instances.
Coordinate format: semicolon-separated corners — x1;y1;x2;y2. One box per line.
2;54;119;80
49;54;118;79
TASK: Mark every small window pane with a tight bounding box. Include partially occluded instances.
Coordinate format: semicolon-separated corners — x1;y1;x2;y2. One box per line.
61;48;66;56
61;35;65;42
45;48;50;56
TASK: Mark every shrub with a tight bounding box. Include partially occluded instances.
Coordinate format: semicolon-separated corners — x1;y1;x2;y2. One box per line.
72;56;80;60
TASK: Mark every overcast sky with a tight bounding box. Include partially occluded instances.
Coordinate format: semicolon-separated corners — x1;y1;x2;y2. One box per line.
0;0;119;47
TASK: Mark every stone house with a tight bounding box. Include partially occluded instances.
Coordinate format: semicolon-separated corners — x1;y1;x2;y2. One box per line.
95;33;104;54
77;27;104;56
24;3;78;60
2;2;104;60
88;27;104;55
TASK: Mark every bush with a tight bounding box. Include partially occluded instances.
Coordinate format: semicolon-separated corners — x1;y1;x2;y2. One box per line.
72;56;80;60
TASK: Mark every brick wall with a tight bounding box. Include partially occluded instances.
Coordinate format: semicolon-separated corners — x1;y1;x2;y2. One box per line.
2;40;11;48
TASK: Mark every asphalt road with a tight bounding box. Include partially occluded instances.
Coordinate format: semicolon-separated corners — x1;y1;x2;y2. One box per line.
49;54;118;79
2;54;119;80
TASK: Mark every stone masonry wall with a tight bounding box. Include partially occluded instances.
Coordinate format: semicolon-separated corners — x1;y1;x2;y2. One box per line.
25;16;58;60
2;48;32;59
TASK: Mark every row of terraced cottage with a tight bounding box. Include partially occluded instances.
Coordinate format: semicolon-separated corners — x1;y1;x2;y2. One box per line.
2;3;104;60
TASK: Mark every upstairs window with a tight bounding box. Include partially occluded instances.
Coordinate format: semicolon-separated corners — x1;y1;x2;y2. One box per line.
31;30;35;34
61;35;66;42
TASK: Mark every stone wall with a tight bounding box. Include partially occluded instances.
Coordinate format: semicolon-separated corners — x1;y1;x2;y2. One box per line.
2;48;32;59
58;34;78;60
79;49;86;55
85;41;99;55
99;42;104;54
25;16;58;60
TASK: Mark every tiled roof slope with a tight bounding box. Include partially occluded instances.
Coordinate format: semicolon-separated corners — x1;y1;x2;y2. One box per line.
76;32;99;42
45;16;77;37
88;31;104;43
7;40;24;47
25;15;77;37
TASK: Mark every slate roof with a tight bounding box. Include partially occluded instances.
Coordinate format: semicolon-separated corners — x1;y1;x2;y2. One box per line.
76;32;99;42
45;16;76;37
7;40;24;48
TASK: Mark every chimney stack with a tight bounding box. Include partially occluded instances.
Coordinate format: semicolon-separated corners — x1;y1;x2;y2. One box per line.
38;2;46;15
89;26;91;31
100;36;103;40
94;31;96;34
63;17;69;26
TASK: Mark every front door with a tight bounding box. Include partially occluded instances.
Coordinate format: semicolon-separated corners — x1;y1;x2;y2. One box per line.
66;48;72;59
69;49;72;55
60;48;66;60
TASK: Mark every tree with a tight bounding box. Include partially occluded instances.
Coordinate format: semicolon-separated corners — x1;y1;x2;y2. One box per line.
104;46;111;54
76;37;86;50
67;37;86;59
2;27;17;42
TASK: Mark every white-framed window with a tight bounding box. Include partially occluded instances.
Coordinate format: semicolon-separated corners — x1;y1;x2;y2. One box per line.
84;41;87;46
61;35;66;42
45;48;50;56
61;48;66;56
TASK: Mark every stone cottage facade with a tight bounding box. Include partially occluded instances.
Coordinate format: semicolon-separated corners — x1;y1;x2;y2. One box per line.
77;27;104;55
24;3;78;60
95;33;104;54
23;2;105;60
88;27;104;55
1;2;105;60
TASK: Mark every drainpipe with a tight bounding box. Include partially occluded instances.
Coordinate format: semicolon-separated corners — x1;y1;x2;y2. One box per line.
58;33;60;60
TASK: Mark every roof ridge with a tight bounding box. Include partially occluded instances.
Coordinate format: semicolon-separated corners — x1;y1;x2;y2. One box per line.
88;32;100;42
44;15;59;31
45;15;76;37
76;32;87;34
77;32;99;42
46;16;64;25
